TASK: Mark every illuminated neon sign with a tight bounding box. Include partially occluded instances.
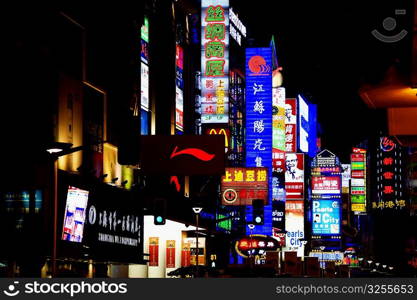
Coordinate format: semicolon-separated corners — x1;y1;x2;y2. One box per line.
201;0;229;123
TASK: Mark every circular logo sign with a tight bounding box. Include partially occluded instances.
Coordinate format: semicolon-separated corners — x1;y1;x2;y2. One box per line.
223;189;238;204
380;137;395;152
88;205;97;225
248;55;271;74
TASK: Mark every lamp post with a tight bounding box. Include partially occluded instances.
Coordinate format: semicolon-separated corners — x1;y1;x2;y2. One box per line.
192;206;203;278
248;223;255;274
319;246;326;277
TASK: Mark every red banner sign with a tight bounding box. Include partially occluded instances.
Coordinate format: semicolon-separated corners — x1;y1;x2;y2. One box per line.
149;237;159;267
181;243;191;267
166;240;176;268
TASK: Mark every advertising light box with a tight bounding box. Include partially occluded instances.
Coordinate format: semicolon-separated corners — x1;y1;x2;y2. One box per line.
201;0;229;124
351;178;365;187
285;153;304;199
245;47;272;168
298;95;309;153
311;176;341;194
62;186;89;243
285;98;297;153
221;167;268;205
312;199;341;235
285;200;305;256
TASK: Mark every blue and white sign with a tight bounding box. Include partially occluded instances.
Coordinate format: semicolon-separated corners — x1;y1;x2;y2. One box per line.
298;94;318;157
245;48;272;168
245;48;272;236
312;199;341;235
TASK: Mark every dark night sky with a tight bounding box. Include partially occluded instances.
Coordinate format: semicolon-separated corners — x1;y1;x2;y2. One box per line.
236;0;414;162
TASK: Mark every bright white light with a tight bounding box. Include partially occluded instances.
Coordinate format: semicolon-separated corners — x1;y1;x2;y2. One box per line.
192;207;203;214
46;148;63;154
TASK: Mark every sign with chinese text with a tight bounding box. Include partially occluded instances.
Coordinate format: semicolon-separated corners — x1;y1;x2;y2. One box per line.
149;237;159;266
221;167;268;205
350;152;366;213
373;137;405;211
201;0;229;123
166;240;176;268
272;200;285;243
175;45;184;131
284;200;305;256
285;98;297;152
181;242;191;267
285;153;304;199
341;164;351;192
235;234;280;258
245;47;272;168
311;176;341;195
273;87;286;152
312;199;341;235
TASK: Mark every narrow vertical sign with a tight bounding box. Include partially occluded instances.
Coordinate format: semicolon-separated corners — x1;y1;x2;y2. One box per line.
149;237;159;266
166;240;176;268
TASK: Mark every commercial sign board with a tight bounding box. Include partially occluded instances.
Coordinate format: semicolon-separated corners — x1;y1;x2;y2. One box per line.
139;135;225;175
312;199;341;235
62;186;89;243
205;127;230;153
312;149;339;168
245;47;272;168
221;167;268;205
311;176;341;194
284;200;305;256
350;152;366;213
298;95;309;153
285;98;297;153
285;153;304;200
273;87;286;152
229;7;246;46
201;0;229;123
175;45;184;131
235;235;280;258
373;137;406;210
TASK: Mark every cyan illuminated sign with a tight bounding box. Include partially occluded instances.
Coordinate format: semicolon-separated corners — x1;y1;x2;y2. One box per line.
312;199;341;235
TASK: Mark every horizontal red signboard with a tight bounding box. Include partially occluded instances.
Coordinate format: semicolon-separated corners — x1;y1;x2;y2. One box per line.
351;170;365;178
221;167;268;205
139;135;225;175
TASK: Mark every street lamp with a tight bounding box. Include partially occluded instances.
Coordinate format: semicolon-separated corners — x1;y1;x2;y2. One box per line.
192;206;203;278
248;224;255;273
319;246;326;277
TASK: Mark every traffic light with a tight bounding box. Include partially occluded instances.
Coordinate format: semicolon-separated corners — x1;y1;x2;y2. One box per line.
252;199;264;225
153;198;167;225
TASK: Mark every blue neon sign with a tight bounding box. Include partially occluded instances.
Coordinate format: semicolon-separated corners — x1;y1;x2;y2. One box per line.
245;48;272;236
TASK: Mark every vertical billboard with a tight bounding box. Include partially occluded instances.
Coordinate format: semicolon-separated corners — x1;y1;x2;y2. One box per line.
140;16;150;135
373;137;406;210
245;47;272;168
341;164;351;194
62;186;89;243
312;199;341;235
284;200;305;256
285;153;304;199
298;95;309;154
201;0;229;124
350;152;366;213
285;98;297;153
245;47;273;236
175;45;184;131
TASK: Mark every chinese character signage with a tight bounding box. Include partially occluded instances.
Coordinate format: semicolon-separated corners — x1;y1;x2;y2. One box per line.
311;176;341;195
221;167;268;205
312;199;341;235
166;240;176;268
350;152;366;213
201;0;229;123
175;45;184;131
245;47;272;168
373;137;405;210
341;164;351;193
149;237;159;266
235;235;280;258
285;98;297;152
285;153;304;199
